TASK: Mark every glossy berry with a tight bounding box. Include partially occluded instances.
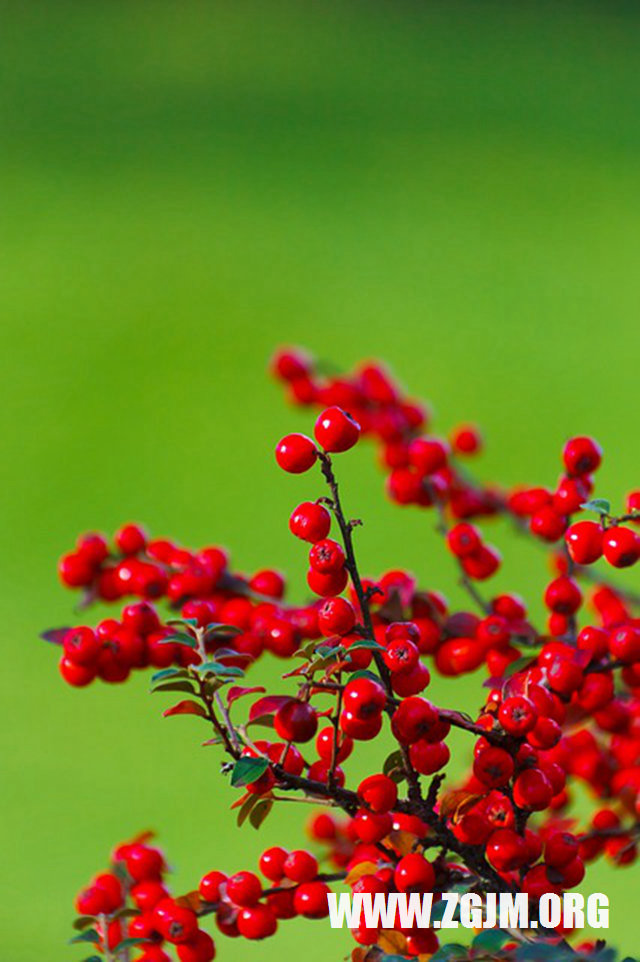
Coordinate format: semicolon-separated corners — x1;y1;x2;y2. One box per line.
275;434;317;473
357;773;398;813
309;539;345;574
563;436;602;476
176;932;216;962
289;502;331;542
384;637;419;673
603;526;640;568
274;700;318;743
283;849;318;883
314;406;360;453
293;881;330;918
317;597;356;636
259;847;288;882
226;871;262;907
236;905;277;940
394;853;435;893
473;747;514;788
498;696;537;736
565;520;603;565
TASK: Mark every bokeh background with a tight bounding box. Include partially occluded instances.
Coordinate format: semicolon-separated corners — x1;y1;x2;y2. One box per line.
3;1;640;958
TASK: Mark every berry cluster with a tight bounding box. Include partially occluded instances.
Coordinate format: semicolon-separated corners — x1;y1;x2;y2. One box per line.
73;838;215;962
48;347;640;962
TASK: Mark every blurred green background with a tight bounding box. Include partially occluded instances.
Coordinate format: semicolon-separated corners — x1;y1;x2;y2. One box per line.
3;1;640;958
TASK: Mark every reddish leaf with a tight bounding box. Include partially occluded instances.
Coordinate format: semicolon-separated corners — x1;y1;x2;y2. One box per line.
227;685;266;708
163;700;206;718
248;695;292;722
40;627;71;645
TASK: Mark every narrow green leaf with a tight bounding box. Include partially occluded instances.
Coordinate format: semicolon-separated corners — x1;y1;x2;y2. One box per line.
157;632;198;648
347;638;385;652
113;937;149;951
151;680;196;694
198;661;244;678
69;929;100;945
580;498;611;516
231;756;269;787
151;667;189;684
72;916;96;931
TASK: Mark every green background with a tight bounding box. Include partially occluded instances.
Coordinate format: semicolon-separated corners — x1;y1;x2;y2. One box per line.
3;1;640;958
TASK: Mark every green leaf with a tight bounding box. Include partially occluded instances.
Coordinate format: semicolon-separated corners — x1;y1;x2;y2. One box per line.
167;617;199;628
72;916;96;931
502;654;533;679
346;668;381;683
204;622;243;640
69;929;100;945
347;638;385;651
151;667;189;684
151;680;196;694
581;498;611;516
382;750;406;783
81;956;103;962
198;661;244;678
249;796;273;828
230;755;269;787
157;632;198;648
113;937;150;951
472;929;509;951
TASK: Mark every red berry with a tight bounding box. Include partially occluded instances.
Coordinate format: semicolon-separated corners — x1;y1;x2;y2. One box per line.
446;523;482;558
486;829;527;872
451;424;482;455
283;849;318;883
199;871;227;903
342;677;386;718
498;696;537;736
563;436;602;476
357;774;398;813
317;597;356;636
529;507;567;542
226;871;262;907
603;526;640;568
115;523;147;555
409;739;450;775
275;434;317;473
236;905;277;940
63;626;103;666
394;853;435;893
544;576;582;615
59;551;94;587
473;747;514;788
309;539;345;574
513;769;553;810
565;521;603;565
293;881;330;918
153;900;198;944
408;436;449;474
545;832;579;868
176;932;216;962
274;700;318;743
390;697;438;745
126;845;164;882
314;407;360;453
609;625;640;663
384;637;419;673
289;502;331;543
306;566;349;597
59;656;96;687
315;727;353;763
259;847;288;882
